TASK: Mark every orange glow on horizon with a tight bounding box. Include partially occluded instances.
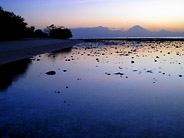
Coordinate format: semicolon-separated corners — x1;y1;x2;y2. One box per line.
30;17;184;32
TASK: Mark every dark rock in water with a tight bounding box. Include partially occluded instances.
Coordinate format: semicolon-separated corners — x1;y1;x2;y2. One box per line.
114;72;124;76
64;101;67;103
55;91;61;94
146;70;153;73
131;61;134;64
105;72;111;75
179;75;183;77
96;58;100;62
63;70;67;72
46;71;56;75
66;86;69;88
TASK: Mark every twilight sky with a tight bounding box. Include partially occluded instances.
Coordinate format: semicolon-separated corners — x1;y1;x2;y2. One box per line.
0;0;184;31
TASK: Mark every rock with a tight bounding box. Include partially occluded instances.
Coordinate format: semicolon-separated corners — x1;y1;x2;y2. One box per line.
105;72;111;75
114;72;124;76
46;71;56;75
96;58;100;62
63;70;67;72
146;70;153;73
55;91;61;94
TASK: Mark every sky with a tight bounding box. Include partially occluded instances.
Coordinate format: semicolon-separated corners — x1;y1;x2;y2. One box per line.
0;0;184;32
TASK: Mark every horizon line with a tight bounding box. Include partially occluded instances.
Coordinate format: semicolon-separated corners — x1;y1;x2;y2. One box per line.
69;25;184;33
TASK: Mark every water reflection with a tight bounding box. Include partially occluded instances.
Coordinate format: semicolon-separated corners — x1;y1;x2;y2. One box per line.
51;47;72;55
0;59;32;91
1;40;184;137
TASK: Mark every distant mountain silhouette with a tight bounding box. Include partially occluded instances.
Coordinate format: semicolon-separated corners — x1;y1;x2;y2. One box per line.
71;26;122;38
71;25;184;38
127;25;149;33
126;25;150;36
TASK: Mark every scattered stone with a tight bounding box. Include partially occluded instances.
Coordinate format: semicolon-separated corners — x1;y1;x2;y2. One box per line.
146;70;153;73
55;91;61;94
114;72;124;76
46;71;56;75
179;75;183;77
105;72;111;75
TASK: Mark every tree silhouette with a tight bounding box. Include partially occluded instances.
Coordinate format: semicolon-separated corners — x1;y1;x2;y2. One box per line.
46;24;73;39
25;26;35;37
0;7;73;40
34;29;48;38
0;7;28;40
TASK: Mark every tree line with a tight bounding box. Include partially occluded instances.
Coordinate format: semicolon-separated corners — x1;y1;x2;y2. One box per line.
0;7;72;41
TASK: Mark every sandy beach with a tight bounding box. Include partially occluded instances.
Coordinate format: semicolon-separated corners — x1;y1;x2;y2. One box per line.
0;39;82;65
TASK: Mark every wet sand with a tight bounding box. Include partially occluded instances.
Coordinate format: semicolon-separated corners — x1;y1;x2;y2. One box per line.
0;39;82;65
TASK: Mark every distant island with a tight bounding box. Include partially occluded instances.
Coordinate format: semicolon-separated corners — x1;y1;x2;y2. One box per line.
71;25;184;39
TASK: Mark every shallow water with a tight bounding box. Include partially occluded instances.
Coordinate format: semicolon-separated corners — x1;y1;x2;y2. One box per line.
0;40;184;137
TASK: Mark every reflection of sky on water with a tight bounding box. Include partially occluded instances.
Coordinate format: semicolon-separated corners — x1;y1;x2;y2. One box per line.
0;41;184;137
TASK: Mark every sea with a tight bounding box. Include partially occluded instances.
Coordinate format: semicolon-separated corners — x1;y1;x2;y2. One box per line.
0;39;184;137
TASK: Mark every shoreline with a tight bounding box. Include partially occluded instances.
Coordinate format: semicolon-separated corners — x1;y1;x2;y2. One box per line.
1;37;184;65
81;37;184;41
0;39;82;65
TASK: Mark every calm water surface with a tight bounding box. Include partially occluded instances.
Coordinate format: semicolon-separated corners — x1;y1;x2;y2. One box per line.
0;40;184;137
